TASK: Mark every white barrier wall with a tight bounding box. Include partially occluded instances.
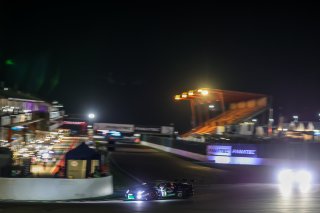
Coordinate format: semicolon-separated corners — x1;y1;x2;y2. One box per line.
0;176;113;201
142;140;320;166
141;141;207;161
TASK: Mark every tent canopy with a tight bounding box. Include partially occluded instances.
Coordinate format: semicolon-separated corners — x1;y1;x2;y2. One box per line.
65;142;100;160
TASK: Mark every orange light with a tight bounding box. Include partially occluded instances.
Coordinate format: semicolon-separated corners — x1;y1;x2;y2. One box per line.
181;92;188;98
188;90;194;96
174;95;181;100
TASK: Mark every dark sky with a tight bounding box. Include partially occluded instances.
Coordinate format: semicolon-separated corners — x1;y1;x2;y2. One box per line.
1;2;320;131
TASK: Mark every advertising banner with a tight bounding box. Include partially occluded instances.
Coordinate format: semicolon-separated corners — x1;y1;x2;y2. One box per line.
135;125;174;135
207;144;258;157
94;123;134;133
207;145;232;156
230;144;258;157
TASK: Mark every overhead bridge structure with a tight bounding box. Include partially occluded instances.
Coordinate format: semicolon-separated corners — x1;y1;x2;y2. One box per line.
174;88;272;136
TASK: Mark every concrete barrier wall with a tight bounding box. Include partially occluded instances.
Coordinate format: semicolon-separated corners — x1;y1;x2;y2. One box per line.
0;176;113;201
142;135;320;165
142;135;207;154
141;141;207;162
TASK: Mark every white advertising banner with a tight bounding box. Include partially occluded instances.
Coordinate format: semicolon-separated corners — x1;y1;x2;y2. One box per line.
94;123;135;133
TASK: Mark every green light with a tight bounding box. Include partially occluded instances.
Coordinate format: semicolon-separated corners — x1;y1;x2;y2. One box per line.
5;59;15;65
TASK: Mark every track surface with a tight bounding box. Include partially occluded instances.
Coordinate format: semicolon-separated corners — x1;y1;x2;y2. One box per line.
2;143;320;212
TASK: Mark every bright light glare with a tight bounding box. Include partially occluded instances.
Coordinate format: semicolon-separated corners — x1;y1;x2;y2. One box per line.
297;170;312;193
88;113;95;119
41;153;50;159
296;170;312;185
299;183;311;193
136;191;144;200
279;184;292;196
278;169;294;196
181;93;187;98
201;90;209;96
278;169;294;184
137;190;144;195
278;169;312;194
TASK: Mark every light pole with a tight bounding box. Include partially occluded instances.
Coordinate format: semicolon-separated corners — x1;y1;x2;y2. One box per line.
87;113;95;139
88;113;95;120
88;113;95;127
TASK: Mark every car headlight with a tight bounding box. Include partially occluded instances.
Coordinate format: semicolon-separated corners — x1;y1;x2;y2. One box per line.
278;169;312;194
278;169;294;184
296;170;312;185
296;170;312;193
136;191;144;200
137;190;144;195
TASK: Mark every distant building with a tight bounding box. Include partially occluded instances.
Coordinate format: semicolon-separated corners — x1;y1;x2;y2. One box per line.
0;87;64;142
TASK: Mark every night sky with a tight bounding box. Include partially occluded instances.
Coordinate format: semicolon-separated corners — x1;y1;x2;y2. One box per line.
1;2;320;131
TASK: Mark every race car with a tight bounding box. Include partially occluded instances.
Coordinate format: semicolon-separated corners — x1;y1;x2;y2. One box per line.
125;180;194;201
104;131;140;143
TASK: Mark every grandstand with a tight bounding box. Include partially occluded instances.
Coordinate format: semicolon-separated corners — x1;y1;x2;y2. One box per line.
174;89;271;136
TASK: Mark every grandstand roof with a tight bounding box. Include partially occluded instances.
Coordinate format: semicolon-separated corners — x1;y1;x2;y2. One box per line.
213;89;267;103
176;88;268;103
0;88;44;102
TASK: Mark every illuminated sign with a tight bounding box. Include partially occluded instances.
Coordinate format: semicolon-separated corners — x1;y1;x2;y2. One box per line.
207;145;232;156
231;144;257;157
232;149;256;155
207;144;258;157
